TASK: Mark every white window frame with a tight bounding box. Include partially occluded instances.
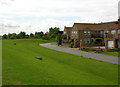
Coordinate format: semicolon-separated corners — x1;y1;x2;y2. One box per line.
111;30;116;35
104;31;109;34
76;31;78;35
100;31;103;37
88;31;90;35
72;31;74;36
84;31;87;35
64;31;66;34
118;29;120;34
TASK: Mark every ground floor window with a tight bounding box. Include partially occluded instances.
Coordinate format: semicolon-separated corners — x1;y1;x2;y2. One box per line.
88;39;91;44
118;29;120;34
84;39;91;44
84;39;87;44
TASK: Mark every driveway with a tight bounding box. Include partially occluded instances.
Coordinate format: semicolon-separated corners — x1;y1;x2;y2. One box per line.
40;43;119;64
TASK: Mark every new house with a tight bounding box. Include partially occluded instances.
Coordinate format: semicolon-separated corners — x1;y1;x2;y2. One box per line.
62;19;120;50
62;27;72;42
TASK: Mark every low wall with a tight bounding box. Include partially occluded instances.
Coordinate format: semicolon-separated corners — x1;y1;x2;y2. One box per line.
81;47;105;51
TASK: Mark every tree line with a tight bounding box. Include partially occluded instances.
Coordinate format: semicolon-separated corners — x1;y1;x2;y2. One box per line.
2;27;60;40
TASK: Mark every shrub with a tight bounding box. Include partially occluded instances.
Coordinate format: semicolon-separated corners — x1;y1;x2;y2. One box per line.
81;48;89;52
71;42;74;45
69;40;71;44
64;41;68;44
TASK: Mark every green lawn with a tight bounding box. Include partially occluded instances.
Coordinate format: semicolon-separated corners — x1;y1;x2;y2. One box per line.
2;39;118;85
80;48;119;57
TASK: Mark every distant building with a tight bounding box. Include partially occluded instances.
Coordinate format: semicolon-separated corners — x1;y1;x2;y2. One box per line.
62;27;72;42
45;32;49;35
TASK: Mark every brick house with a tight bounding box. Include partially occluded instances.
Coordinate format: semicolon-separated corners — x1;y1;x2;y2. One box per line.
62;19;120;50
62;26;72;42
71;23;104;47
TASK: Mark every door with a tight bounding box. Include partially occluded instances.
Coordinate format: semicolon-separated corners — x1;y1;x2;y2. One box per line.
108;40;114;48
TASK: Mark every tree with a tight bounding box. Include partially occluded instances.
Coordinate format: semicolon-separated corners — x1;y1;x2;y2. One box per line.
18;32;26;39
7;33;12;39
42;34;50;40
48;27;60;38
25;34;29;38
10;33;17;39
2;34;7;39
35;32;44;38
30;33;34;38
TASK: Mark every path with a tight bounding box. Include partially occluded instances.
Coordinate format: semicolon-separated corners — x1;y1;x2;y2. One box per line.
40;43;119;64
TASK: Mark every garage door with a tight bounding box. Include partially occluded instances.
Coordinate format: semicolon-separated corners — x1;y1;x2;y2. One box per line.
108;40;114;48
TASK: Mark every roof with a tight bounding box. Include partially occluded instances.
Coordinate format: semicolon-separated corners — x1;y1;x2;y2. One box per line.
64;27;72;30
72;21;118;31
45;32;49;34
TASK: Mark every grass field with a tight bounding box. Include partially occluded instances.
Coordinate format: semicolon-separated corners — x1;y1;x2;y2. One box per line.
80;48;119;57
2;39;118;85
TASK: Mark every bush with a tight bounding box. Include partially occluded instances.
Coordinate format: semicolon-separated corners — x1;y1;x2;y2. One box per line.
69;40;71;44
71;42;74;45
81;48;89;52
64;41;68;44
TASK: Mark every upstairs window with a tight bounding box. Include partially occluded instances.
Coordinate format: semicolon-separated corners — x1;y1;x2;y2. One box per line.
72;31;74;36
64;31;66;34
74;31;76;34
72;31;77;36
88;31;91;35
111;30;116;35
84;31;87;35
104;31;109;34
75;31;78;35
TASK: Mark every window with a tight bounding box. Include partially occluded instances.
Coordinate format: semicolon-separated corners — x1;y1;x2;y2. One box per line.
72;31;77;36
88;31;90;35
64;31;66;34
100;31;103;34
111;30;116;35
76;31;78;35
84;31;87;35
72;31;74;36
100;31;103;37
74;31;76;34
88;39;91;44
84;39;87;44
118;29;120;34
104;31;109;34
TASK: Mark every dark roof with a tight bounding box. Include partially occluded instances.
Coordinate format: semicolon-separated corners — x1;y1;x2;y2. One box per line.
73;21;118;30
64;27;72;30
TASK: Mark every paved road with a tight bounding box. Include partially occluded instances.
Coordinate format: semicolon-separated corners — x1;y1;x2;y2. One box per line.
40;43;119;64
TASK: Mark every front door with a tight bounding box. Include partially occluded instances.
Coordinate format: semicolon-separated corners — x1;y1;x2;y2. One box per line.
108;40;114;48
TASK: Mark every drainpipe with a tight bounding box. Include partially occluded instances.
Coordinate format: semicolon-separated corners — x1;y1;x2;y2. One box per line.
80;40;83;49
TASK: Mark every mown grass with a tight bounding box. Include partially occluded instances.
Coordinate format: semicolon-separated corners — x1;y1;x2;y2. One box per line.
80;48;119;57
2;39;118;85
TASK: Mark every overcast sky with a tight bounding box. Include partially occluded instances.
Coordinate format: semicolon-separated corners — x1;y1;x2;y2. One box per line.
0;0;119;35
